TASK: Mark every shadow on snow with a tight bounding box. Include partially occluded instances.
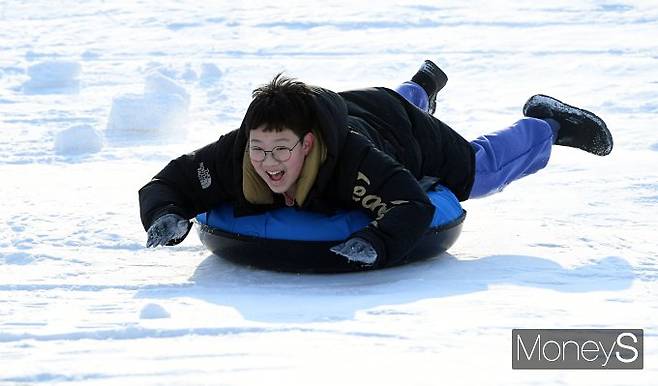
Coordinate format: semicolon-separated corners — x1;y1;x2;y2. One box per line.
137;252;634;323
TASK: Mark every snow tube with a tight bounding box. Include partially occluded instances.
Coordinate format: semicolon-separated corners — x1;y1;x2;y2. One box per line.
195;184;465;273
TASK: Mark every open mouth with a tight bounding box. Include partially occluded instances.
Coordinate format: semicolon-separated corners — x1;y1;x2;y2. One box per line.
266;170;285;182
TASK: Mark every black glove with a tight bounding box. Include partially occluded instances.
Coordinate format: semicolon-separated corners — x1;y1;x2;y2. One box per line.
146;213;190;248
330;237;378;265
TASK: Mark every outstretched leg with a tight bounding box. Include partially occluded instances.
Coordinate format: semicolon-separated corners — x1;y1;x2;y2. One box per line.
469;95;612;198
469;118;557;198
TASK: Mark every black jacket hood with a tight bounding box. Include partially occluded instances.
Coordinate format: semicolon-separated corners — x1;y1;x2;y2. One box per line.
232;86;350;214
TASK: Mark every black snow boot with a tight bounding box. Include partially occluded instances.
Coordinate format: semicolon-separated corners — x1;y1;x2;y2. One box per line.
523;94;613;156
411;60;448;115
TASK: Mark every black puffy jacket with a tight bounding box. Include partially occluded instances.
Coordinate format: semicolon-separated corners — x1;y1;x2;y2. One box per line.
139;86;475;266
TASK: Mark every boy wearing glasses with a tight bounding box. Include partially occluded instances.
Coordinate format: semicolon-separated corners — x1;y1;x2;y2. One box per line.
139;61;612;267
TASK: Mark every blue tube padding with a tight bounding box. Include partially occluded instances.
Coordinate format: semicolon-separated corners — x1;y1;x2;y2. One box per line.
196;184;463;241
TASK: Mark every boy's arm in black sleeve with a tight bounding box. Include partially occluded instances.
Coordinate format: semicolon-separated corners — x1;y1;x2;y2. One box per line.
338;134;435;266
138;131;237;235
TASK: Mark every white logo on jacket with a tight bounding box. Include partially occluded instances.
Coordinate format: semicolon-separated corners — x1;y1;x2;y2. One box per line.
352;171;408;223
197;162;212;189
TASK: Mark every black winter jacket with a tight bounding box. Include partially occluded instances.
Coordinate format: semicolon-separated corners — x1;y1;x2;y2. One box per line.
139;86;475;266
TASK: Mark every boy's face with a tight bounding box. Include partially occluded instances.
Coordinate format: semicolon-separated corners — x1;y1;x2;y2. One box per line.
249;126;313;196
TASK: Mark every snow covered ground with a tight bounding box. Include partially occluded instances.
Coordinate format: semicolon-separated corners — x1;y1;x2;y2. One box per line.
1;1;657;384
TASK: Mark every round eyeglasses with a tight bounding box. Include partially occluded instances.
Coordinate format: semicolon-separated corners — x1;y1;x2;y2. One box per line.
249;138;303;162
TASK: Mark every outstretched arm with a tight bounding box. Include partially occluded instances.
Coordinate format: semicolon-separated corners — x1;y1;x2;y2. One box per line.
138;131;237;246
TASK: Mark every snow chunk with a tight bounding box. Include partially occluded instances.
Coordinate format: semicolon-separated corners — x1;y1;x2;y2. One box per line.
139;303;171;319
81;50;101;60
144;72;190;105
106;72;190;137
152;64;178;80
199;63;223;86
181;64;198;81
54;124;103;155
144;62;197;82
22;61;81;94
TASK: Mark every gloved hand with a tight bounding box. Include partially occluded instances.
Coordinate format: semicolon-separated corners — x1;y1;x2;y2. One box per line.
330;237;378;265
146;213;190;248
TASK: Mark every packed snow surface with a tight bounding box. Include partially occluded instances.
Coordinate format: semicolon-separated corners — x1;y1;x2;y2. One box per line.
1;1;657;385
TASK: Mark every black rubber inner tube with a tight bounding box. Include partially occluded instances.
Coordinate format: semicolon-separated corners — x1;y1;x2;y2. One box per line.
196;210;466;273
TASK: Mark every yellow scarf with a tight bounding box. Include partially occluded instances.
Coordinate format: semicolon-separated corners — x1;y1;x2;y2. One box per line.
242;130;327;206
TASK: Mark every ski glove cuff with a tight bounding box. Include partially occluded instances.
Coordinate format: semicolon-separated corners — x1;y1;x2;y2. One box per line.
330;237;378;265
146;213;190;248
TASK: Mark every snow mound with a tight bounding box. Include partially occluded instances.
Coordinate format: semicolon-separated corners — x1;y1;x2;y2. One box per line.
144;72;190;103
139;62;222;86
143;62;198;82
199;63;223;86
139;303;171;319
106;72;190;137
22;61;81;94
81;50;101;60
148;63;178;80
180;64;198;81
54;124;103;155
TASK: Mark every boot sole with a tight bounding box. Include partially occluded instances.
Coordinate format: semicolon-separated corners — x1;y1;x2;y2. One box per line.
523;94;613;156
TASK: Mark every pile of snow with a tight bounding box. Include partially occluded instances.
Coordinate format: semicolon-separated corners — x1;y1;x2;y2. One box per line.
143;61;222;85
81;50;101;60
139;303;171;319
106;72;190;137
180;64;198;81
22;60;81;94
150;62;199;82
199;63;223;86
54;124;103;155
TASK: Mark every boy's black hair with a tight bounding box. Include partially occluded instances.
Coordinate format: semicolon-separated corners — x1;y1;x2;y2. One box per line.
243;73;317;138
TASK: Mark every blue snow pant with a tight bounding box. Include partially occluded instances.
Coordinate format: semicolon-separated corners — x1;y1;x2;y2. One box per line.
396;81;430;112
396;81;556;199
